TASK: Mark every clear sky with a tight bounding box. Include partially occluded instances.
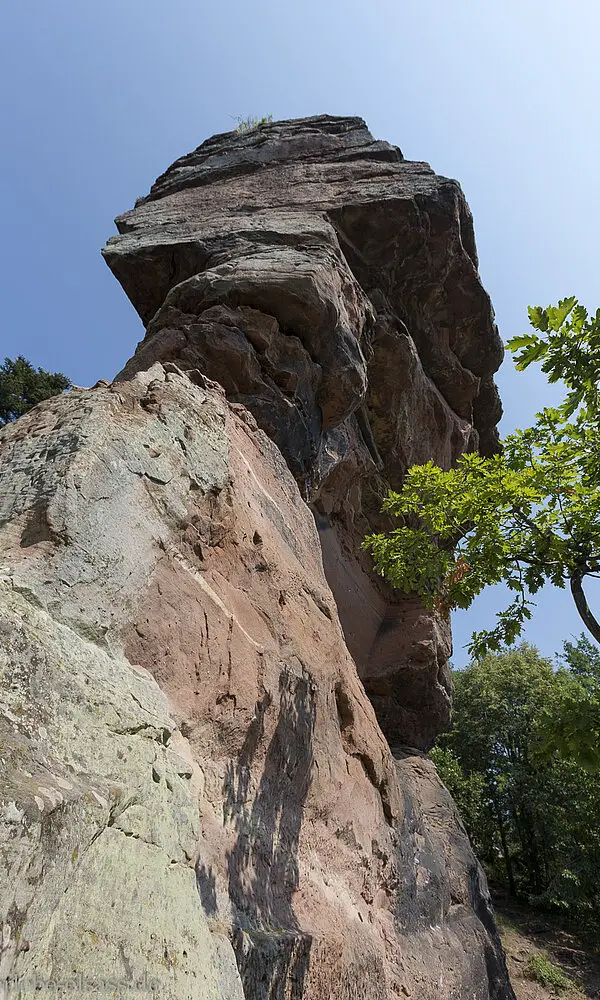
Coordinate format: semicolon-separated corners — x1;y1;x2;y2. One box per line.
2;0;600;664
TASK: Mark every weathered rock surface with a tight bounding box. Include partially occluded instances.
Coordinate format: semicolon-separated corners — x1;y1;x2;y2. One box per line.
104;114;503;752
0;367;511;998
0;117;513;999
106;115;503;470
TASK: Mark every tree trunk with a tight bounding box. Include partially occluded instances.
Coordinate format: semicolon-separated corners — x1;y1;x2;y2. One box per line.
570;572;600;644
491;792;517;897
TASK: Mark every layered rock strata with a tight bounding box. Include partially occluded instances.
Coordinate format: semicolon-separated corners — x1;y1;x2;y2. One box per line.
104;114;503;751
0;117;512;999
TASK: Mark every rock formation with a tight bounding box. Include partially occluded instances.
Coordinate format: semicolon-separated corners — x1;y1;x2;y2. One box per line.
0;116;513;999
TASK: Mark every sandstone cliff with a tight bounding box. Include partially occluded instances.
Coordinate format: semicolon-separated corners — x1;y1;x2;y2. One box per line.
0;116;513;999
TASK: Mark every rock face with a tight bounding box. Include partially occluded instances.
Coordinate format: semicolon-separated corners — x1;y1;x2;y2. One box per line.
104;114;504;753
0;117;513;999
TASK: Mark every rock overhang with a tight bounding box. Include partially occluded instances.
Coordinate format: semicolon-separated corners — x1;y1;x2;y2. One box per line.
103;114;503;484
102;114;504;751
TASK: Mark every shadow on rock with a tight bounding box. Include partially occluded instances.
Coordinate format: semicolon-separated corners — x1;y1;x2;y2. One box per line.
195;861;218;917
223;669;316;999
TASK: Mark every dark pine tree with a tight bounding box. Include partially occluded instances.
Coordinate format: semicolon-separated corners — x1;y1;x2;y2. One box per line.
0;356;72;426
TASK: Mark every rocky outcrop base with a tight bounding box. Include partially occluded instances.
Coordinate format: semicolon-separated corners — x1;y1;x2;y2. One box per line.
0;367;513;998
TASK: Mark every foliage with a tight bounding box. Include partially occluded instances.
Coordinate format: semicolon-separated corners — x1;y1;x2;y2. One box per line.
561;633;600;679
433;642;600;934
0;356;71;426
524;954;574;992
233;114;273;133
510;297;600;430
536;636;600;771
363;298;600;657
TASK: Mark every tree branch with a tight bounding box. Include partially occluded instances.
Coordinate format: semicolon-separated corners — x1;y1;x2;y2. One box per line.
570;571;600;644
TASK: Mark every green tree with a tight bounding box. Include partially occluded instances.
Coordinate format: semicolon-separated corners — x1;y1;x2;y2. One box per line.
536;634;600;771
561;633;600;679
435;646;555;898
0;356;71;426
364;299;600;657
433;643;600;933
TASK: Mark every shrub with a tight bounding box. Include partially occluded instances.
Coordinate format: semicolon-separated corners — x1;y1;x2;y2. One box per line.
233;114;273;134
525;954;574;992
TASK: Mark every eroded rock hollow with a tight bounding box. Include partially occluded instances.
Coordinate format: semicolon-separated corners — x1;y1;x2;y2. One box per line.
1;116;513;999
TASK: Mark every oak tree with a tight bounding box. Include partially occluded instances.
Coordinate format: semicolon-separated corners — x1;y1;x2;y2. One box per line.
364;299;600;657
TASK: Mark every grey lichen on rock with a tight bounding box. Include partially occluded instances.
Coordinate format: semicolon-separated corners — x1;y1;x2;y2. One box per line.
0;118;515;999
0;584;243;1000
0;370;244;999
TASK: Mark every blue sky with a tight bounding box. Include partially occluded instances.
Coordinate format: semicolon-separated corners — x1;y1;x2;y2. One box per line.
2;0;600;663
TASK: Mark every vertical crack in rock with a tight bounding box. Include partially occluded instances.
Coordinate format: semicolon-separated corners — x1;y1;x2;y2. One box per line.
0;116;514;999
